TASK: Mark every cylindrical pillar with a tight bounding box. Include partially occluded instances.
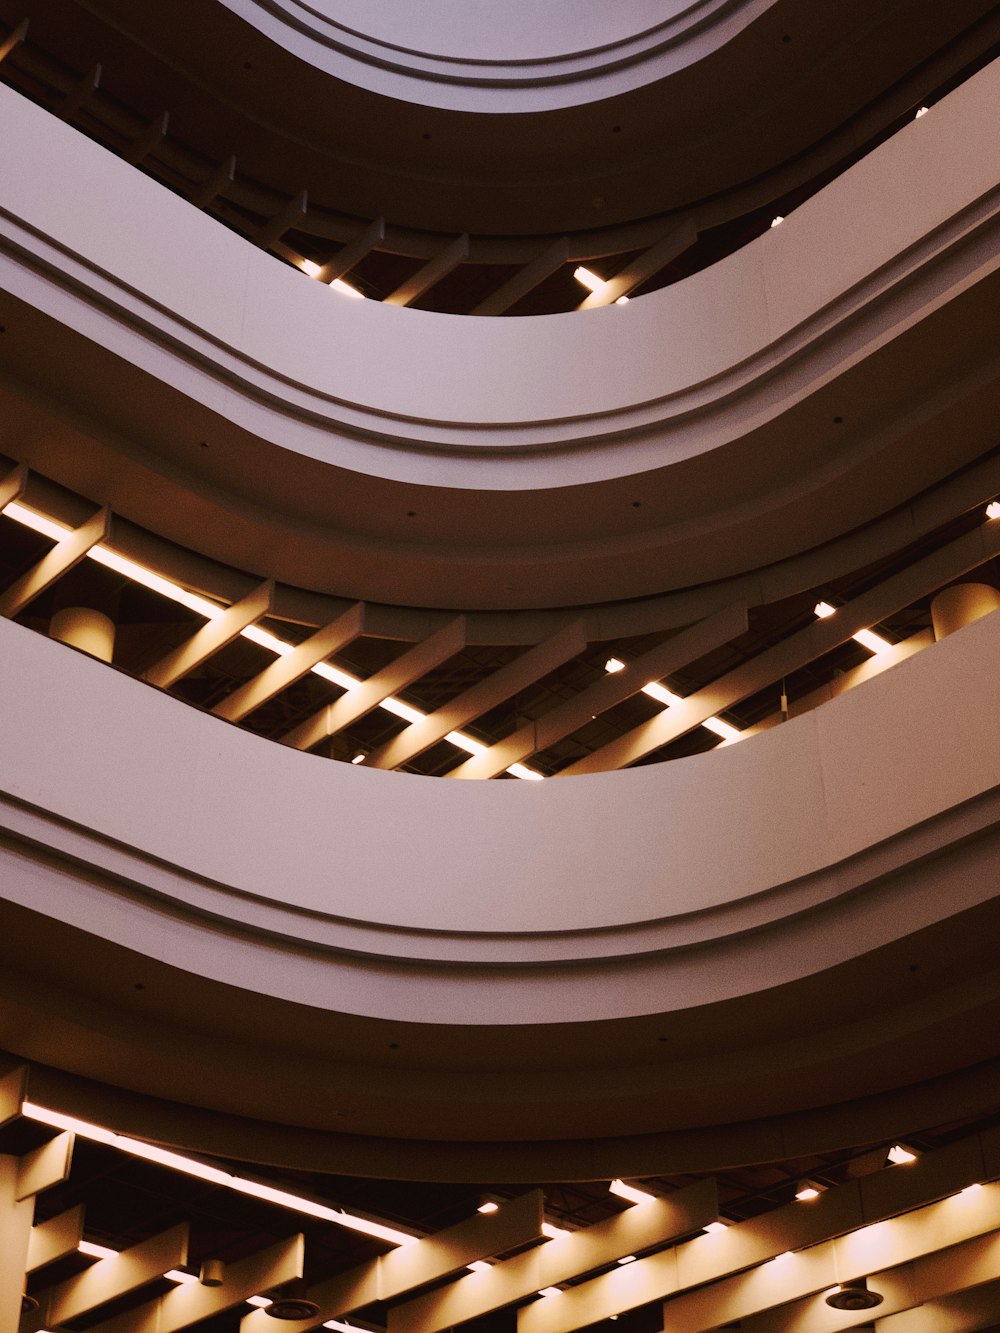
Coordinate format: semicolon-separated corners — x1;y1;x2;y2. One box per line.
931;582;1000;641
49;606;116;662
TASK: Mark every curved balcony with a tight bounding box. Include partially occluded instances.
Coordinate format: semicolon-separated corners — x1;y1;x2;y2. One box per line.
3;602;1000;1174
1;58;1000;614
1;2;997;295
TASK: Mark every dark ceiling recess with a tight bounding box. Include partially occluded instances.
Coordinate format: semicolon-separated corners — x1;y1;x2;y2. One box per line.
1;4;998;313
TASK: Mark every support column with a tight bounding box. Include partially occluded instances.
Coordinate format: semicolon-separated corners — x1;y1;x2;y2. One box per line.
930;582;1000;640
0;1156;33;1333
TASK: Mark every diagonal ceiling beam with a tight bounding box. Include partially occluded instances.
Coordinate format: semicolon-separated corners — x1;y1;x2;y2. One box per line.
390;1179;718;1333
472;238;570;316
58;62;100;121
240;1191;544;1333
515;1126;1000;1333
123;111;169;167
189;154;236;210
561;515;1000;774
0;1064;27;1127
145;580;274;688
384;235;469;306
0;506;108;618
25;1204;84;1273
281;616;466;751
16;1133;73;1201
447;602;746;779
872;1271;1000;1333
88;1233;304;1333
252;189;308;250
578;219;697;309
365;619;586;770
316;216;385;283
212;602;365;722
738;1225;1000;1331
660;1197;1000;1333
23;1222;189;1331
0;461;27;510
0;17;28;65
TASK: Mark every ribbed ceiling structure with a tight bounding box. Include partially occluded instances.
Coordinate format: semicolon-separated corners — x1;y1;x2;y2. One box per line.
3;5;1000;1331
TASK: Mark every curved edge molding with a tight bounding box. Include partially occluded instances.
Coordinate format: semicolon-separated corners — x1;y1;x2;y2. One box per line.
3;608;1000;977
2;67;999;479
218;0;770;112
12;1052;1000;1181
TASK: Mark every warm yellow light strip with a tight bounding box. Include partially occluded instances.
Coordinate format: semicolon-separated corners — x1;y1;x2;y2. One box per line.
603;658;742;744
572;266;629;305
813;601;892;652
608;1179;656;1205
0;501;543;780
300;258;365;299
22;1101;418;1246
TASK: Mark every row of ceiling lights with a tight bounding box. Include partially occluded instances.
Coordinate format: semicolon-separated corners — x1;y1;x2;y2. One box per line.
0;499;543;779
23;1101;942;1326
7;495;997;778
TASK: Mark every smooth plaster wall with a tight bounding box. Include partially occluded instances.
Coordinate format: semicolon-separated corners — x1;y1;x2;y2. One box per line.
3;611;1000;939
216;0;769;111
285;0;685;62
1;58;998;488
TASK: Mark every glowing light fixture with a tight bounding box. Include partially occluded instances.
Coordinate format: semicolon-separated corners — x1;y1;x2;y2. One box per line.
770;216;784;228
351;753;366;765
813;601;891;652
573;266;606;293
300;258;364;299
702;716;741;742
986;501;1000;520
79;1240;118;1260
609;1179;655;1205
241;625;294;656
603;660;741;744
247;1296;272;1308
616;1255;637;1265
538;1287;563;1298
887;1143;919;1165
794;1180;824;1201
447;731;487;755
477;1201;499;1214
542;1222;570;1239
90;546;224;620
852;627;892;653
915;106;929;118
23;1102;417;1246
641;681;681;707
1;501;545;781
615;296;630;305
467;1261;492;1273
165;1270;198;1284
2;501;71;542
703;1221;729;1234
